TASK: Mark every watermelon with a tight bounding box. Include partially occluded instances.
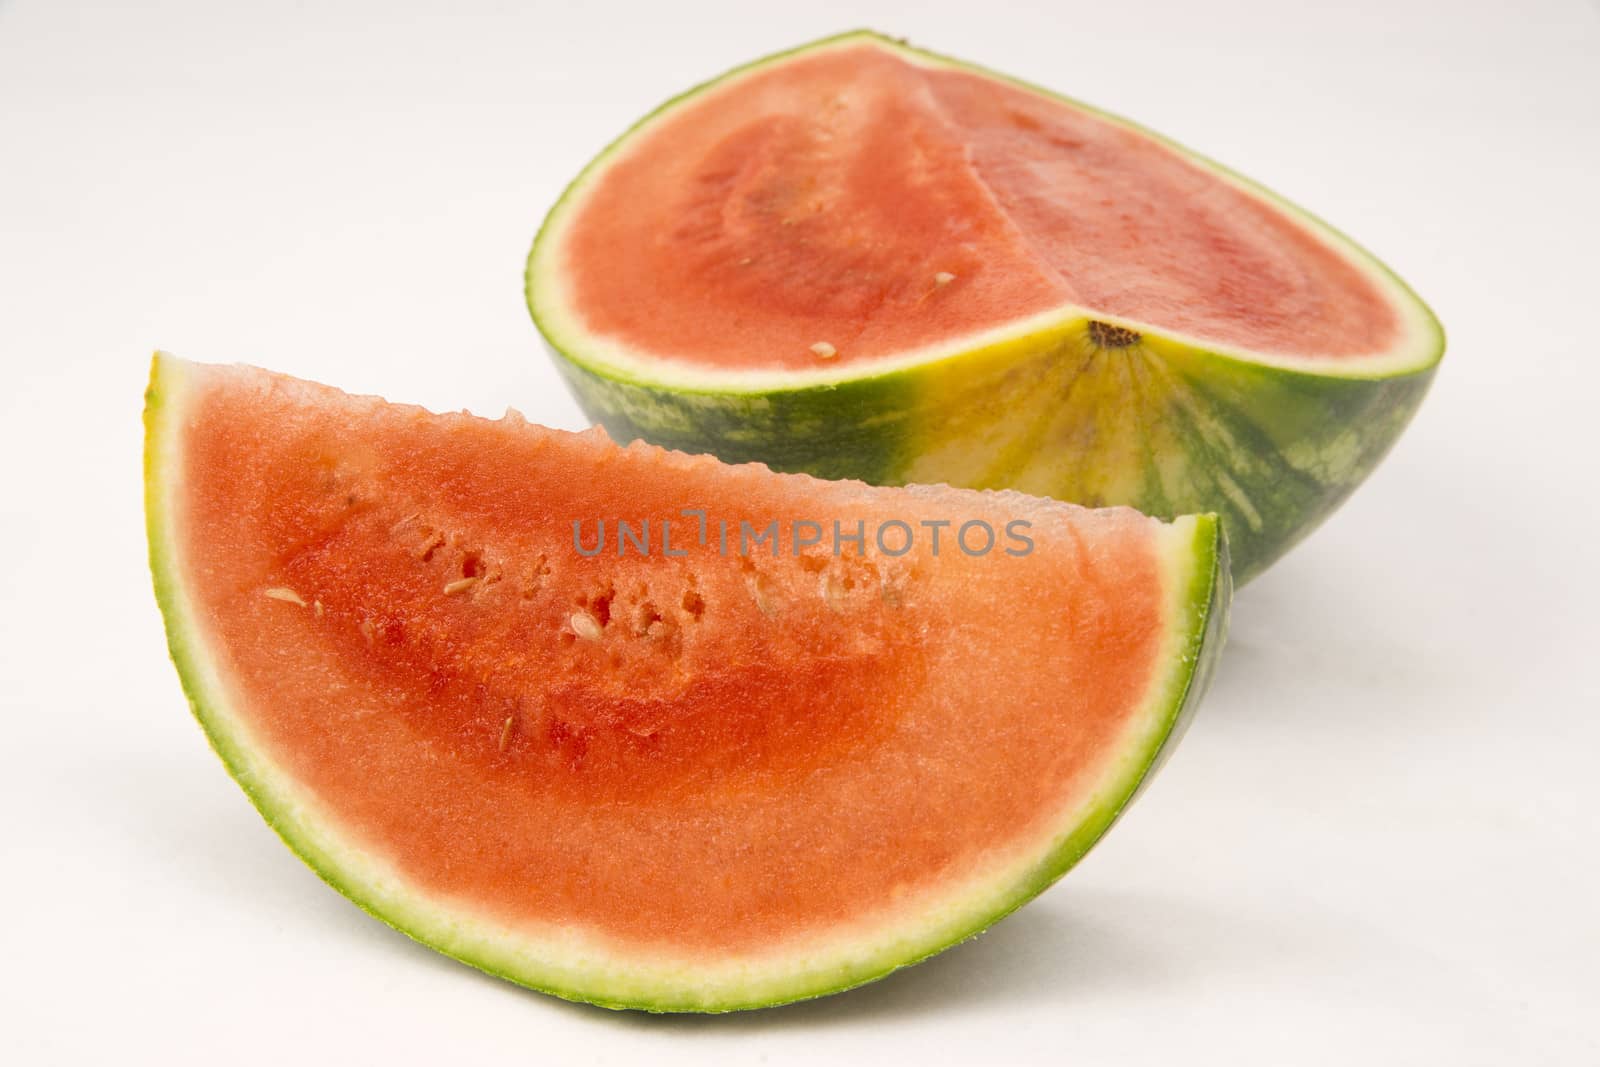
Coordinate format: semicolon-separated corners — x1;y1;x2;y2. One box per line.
526;31;1444;583
144;354;1228;1011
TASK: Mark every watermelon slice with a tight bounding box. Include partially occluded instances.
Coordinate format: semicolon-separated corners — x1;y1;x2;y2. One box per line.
145;354;1227;1011
526;31;1444;583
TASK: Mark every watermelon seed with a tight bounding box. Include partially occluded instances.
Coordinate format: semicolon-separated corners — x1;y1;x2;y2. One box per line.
820;572;848;611
810;342;837;359
417;532;445;561
263;587;306;607
934;271;956;286
747;573;778;616
313;600;325;617
499;716;515;752
570;610;602;641
443;576;480;596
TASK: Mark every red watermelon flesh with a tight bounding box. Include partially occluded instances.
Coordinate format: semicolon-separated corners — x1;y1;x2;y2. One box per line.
550;38;1399;371
145;355;1227;1010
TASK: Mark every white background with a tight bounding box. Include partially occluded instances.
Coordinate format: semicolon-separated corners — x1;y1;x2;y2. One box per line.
2;0;1597;1062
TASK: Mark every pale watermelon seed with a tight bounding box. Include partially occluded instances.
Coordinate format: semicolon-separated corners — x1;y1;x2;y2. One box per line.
748;573;777;616
570;610;602;641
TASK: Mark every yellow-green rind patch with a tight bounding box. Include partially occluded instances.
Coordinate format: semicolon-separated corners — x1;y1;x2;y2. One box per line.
145;352;1229;1012
896;326;1437;583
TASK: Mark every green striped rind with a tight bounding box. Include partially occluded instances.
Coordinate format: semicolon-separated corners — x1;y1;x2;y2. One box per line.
145;352;1229;1012
550;354;915;486
527;31;1444;584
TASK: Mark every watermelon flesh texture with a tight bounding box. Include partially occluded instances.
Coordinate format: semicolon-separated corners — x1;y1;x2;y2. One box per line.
528;32;1443;583
146;355;1228;1011
557;41;1400;369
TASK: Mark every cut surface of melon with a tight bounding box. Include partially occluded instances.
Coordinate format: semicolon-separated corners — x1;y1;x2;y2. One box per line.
146;354;1228;1010
531;31;1438;385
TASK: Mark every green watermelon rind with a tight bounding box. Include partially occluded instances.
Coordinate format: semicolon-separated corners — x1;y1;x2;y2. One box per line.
524;30;1444;583
145;352;1228;1012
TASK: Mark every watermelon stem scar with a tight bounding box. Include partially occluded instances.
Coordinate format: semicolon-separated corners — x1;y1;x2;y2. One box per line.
1087;322;1142;349
527;30;1443;583
146;354;1230;1012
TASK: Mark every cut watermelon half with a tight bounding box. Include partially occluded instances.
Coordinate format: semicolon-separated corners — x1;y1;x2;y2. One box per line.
145;354;1228;1011
527;31;1443;583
